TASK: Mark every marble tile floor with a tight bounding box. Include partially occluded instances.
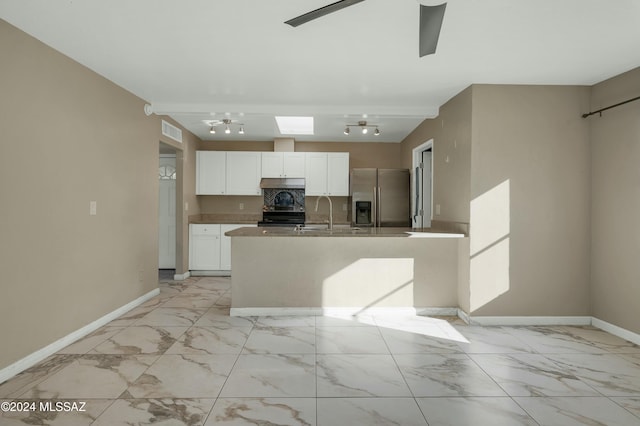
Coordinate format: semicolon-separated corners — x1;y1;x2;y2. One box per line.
2;276;640;425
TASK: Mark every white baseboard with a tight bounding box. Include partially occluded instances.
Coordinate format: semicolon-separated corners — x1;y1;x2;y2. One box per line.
173;271;191;280
415;307;459;316
592;317;640;346
457;309;471;324
468;316;592;326
231;307;323;317
0;288;160;384
230;306;459;317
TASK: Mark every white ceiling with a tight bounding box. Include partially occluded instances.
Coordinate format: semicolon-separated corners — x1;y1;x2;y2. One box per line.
2;0;640;143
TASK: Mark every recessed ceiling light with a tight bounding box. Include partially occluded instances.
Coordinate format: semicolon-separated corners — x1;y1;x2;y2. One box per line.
275;116;314;135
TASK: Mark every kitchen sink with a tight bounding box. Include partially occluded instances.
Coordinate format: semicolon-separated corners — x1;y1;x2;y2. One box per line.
297;225;364;234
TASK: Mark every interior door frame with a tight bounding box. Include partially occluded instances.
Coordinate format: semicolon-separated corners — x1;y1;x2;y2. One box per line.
158;153;177;269
411;139;434;228
159;143;183;278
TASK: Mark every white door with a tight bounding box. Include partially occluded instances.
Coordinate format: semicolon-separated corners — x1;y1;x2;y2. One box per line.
158;156;176;268
412;141;433;229
421;150;432;228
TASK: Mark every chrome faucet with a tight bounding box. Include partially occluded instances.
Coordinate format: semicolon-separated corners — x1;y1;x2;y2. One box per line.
314;195;333;230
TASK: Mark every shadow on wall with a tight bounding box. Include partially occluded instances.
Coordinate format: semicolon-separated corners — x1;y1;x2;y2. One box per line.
469;180;511;312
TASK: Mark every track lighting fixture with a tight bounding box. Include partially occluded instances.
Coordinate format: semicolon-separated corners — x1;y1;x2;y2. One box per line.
343;120;380;136
204;118;245;135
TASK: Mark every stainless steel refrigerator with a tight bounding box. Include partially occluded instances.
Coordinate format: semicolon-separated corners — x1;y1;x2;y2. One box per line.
350;168;411;227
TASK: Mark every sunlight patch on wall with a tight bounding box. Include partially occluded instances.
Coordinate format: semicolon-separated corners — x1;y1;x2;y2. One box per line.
470;180;510;312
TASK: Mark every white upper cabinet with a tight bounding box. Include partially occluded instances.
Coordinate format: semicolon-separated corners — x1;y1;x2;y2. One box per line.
327;152;350;196
196;151;262;196
196;151;226;195
226;151;262;195
304;152;349;196
304;152;329;196
261;152;305;178
196;150;347;196
261;152;283;178
283;152;306;177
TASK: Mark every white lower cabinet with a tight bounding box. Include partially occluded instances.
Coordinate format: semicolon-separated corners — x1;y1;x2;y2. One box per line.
189;224;255;272
189;224;221;270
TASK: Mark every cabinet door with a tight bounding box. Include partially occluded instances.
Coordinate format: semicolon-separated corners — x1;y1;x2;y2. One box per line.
220;224;256;271
189;225;221;270
327;153;350;196
283;152;306;177
196;151;226;195
261;152;284;178
304;152;328;196
226;152;262;195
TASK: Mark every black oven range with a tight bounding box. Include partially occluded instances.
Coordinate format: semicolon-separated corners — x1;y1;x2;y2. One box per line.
258;179;306;227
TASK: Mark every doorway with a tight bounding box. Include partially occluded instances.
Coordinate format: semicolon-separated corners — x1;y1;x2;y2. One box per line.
158;145;177;271
412;140;433;228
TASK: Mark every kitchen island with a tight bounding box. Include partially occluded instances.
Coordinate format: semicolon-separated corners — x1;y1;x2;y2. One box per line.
226;226;468;316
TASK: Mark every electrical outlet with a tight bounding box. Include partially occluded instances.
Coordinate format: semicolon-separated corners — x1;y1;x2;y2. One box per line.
239;203;244;210
89;201;97;215
435;204;441;215
342;203;348;211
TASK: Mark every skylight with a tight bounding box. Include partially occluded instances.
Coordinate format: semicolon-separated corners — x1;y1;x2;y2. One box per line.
275;116;314;135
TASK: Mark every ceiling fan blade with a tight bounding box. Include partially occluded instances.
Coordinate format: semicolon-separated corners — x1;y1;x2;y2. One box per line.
419;3;447;57
285;0;366;27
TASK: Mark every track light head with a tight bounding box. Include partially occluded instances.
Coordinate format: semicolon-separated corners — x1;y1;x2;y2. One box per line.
343;120;380;136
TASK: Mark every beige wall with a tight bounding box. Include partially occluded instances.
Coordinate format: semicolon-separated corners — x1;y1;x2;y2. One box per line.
469;85;592;316
0;20;199;370
401;87;472;224
401;84;593;317
590;67;640;334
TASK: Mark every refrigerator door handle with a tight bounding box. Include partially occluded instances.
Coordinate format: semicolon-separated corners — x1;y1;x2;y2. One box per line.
414;166;421;221
372;186;377;227
377;186;382;227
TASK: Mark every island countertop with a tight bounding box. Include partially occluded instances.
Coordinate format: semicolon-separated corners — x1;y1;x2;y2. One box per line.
225;225;465;238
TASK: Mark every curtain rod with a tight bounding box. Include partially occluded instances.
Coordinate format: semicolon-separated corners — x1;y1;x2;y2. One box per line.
582;95;640;118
